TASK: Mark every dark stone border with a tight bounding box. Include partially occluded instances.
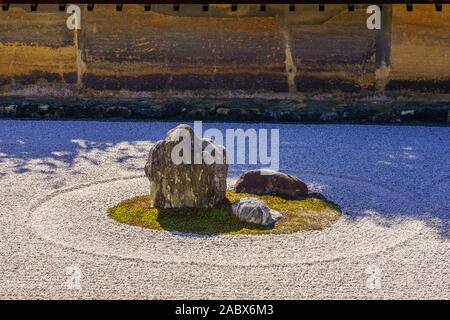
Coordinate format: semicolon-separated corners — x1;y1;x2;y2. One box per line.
0;95;449;124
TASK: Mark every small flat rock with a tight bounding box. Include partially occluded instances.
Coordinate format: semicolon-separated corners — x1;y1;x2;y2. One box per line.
230;197;283;227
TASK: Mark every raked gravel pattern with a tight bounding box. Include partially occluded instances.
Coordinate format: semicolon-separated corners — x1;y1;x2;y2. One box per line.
0;120;449;299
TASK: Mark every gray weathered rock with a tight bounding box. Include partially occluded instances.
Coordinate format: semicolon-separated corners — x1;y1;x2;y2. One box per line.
230;197;283;226
144;124;227;209
234;169;308;199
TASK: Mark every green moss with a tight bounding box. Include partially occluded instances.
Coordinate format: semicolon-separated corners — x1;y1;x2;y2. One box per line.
108;191;341;236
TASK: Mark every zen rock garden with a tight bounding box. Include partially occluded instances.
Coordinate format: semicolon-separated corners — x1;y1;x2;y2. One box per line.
109;124;341;234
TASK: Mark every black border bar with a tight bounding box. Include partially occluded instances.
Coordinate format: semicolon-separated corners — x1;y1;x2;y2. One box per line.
0;1;449;4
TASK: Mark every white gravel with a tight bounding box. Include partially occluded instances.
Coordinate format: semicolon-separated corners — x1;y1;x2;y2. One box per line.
0;120;449;299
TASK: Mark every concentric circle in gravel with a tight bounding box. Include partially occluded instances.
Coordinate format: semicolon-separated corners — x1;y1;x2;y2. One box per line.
29;175;423;267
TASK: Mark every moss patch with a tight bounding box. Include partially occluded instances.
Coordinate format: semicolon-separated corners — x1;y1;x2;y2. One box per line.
108;191;341;235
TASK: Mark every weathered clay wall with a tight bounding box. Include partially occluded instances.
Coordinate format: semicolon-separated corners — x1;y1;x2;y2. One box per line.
82;5;288;91
388;4;450;91
0;4;449;95
0;4;76;88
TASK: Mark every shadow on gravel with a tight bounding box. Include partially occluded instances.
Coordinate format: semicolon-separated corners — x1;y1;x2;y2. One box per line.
0;119;449;237
0;120;178;176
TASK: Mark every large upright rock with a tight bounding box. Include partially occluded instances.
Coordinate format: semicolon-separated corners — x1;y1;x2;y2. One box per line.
235;169;308;199
145;124;227;209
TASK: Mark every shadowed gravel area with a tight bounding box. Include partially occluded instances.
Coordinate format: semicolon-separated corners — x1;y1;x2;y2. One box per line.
0;120;449;299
